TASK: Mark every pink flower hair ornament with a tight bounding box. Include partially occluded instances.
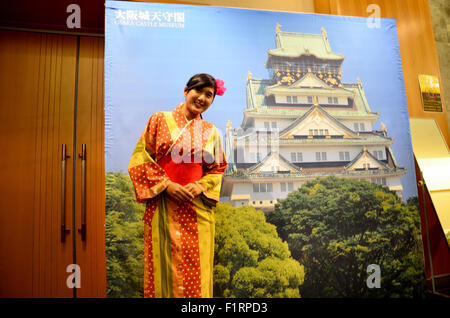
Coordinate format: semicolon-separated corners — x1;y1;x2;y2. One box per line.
215;79;226;96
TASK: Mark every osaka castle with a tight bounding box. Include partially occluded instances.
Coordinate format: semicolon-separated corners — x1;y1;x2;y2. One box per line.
221;27;406;211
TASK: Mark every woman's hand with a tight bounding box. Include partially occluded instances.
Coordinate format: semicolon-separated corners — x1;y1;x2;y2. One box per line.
183;182;205;197
166;181;195;202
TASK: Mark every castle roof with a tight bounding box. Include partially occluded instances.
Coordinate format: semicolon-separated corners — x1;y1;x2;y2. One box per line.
266;72;354;97
278;105;358;139
247;151;300;174
266;31;345;65
345;147;390;171
244;77;376;118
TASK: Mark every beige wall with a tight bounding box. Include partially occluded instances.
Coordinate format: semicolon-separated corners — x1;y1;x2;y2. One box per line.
134;0;315;12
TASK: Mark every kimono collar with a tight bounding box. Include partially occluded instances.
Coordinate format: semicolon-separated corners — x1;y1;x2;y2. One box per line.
172;103;201;127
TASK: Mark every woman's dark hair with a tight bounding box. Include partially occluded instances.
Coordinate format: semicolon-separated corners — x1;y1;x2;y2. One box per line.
185;73;217;97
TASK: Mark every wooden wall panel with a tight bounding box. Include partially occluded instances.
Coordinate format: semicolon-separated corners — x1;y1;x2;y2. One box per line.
0;30;38;297
75;36;106;298
314;0;449;147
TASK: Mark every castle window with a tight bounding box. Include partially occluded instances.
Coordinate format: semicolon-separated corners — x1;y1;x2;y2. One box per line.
291;152;296;162
328;97;332;104
371;177;387;186
325;129;329;135
333;97;338;104
264;122;270;130
288;182;294;191
260;183;266;192
281;182;286;192
287;96;292;103
292;96;298;103
309;129;313;135
308;96;313;103
271;122;277;129
360;123;365;131
291;152;303;162
354;123;359;132
339;151;350;161
253;183;272;193
316;152;321;161
316;152;327;161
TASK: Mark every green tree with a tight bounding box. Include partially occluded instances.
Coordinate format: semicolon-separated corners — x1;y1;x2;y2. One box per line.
105;172;145;298
266;176;426;298
214;203;304;298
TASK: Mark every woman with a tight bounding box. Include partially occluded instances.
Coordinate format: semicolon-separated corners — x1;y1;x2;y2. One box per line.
128;73;228;298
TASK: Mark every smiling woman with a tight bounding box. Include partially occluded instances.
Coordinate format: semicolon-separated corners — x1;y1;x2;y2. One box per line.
182;73;226;121
128;73;228;298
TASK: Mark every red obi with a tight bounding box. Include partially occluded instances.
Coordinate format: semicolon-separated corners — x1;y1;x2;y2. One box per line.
158;154;203;186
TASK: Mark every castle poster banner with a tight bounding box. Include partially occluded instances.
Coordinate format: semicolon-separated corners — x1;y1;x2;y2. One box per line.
105;1;426;298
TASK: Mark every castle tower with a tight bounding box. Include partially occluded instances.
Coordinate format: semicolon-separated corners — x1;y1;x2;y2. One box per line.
222;29;406;211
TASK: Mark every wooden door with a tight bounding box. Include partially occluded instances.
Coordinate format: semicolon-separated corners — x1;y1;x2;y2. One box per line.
0;30;76;297
0;30;106;298
75;36;106;298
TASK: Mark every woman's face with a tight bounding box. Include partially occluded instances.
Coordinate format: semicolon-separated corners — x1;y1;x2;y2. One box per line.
183;86;214;120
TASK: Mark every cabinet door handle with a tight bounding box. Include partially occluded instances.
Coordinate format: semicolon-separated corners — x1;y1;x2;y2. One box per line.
61;144;71;243
78;144;87;242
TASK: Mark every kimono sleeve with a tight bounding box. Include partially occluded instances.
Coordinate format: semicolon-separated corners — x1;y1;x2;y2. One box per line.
196;125;228;207
128;112;171;203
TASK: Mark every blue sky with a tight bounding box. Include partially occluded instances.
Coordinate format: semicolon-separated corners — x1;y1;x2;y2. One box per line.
105;1;417;200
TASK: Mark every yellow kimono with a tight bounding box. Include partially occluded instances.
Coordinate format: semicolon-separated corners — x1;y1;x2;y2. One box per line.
128;103;227;298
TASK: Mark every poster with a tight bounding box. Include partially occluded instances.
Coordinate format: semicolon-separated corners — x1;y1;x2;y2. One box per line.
105;1;426;298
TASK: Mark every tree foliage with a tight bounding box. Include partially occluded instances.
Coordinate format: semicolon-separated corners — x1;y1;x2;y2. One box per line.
213;203;304;298
106;172;145;298
105;172;304;298
266;176;426;298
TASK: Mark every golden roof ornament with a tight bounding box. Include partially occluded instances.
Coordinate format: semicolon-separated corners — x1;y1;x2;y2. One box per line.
227;120;232;129
313;96;319;106
321;27;330;53
357;77;362;87
276;23;281;33
381;122;386;131
247;71;252;79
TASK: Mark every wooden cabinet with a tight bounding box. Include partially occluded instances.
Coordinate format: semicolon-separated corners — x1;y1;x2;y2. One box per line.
0;30;105;298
